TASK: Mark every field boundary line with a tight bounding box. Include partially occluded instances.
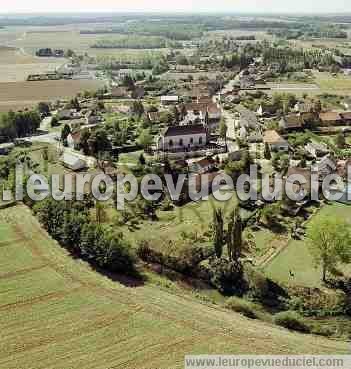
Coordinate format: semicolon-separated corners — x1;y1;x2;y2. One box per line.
0;287;82;312
0;238;24;248
0;263;50;280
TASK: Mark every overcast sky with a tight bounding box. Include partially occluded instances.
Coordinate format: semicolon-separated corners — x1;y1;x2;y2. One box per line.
1;0;350;14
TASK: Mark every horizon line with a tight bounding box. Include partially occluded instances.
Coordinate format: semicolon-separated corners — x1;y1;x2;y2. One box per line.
1;11;351;16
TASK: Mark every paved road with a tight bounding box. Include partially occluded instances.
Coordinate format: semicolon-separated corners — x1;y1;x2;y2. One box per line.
218;79;238;142
23;130;98;168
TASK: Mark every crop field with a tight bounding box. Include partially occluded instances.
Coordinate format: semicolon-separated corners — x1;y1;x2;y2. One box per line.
0;79;104;112
292;38;351;55
264;203;351;288
10;28;169;59
0;47;64;83
313;71;351;95
0;204;347;369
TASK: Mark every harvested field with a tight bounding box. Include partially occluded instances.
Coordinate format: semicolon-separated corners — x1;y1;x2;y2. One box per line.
0;41;65;83
0;79;105;112
0;204;347;369
11;29;168;59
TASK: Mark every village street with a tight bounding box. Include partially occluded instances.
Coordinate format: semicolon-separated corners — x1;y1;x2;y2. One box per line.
218;78;239;147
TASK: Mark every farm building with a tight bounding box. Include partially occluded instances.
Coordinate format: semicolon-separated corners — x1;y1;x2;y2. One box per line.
189;157;216;174
160;96;179;105
279;114;304;131
184;102;221;124
319;112;343;126
60;153;87;171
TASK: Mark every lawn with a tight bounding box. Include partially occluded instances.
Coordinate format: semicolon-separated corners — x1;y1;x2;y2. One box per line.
0;204;346;369
264;203;351;288
116;191;239;256
252;229;281;257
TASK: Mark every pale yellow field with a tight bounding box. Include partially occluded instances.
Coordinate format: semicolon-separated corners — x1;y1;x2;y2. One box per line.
11;29;168;59
0;80;105;112
0;47;65;82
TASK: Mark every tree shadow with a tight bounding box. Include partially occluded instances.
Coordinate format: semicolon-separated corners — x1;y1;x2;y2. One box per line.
67;248;146;288
90;263;146;288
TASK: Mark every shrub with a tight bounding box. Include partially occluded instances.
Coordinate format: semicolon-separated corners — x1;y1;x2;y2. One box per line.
274;311;310;333
209;258;244;295
225;297;257;319
244;265;269;299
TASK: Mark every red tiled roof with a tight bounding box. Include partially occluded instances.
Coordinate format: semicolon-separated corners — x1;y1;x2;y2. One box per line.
195;157;215;168
319;112;342;122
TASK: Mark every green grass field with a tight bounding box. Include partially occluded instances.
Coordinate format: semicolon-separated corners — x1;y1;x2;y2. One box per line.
313;71;351;95
0;204;347;368
264;203;351;288
116;192;239;256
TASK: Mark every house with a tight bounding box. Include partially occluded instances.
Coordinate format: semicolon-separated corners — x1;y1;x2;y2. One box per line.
263;130;289;152
157;124;208;151
161;96;179;105
279;114;304;131
294;102;314;114
257;104;276;117
319;112;343;126
305;142;329;158
60;153;87;171
0;142;15;155
187;86;210;102
184;102;221;125
148;112;161;123
189;157;216;174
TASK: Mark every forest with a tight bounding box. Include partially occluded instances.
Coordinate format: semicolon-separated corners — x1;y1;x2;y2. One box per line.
91;35;181;49
81;23;203;41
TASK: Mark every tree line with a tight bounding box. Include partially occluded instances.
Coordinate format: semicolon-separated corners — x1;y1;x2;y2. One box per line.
33;197;137;276
91;35;181;50
0;110;41;141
